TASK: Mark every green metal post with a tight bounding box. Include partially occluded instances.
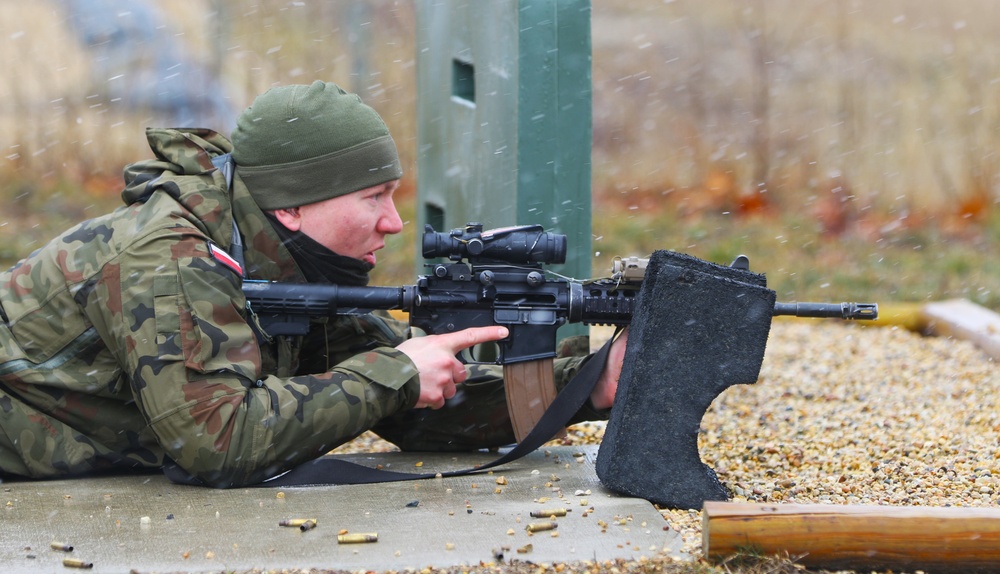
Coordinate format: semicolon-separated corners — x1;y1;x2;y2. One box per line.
415;0;593;294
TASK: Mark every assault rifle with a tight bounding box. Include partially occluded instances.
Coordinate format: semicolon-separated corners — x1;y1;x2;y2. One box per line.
241;222;877;441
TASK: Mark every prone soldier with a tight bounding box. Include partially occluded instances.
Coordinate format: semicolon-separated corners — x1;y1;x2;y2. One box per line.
0;81;628;487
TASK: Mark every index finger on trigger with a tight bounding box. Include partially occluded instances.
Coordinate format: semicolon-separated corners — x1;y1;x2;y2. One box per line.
444;326;510;353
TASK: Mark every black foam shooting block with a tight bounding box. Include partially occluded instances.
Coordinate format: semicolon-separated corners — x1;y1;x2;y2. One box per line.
595;250;776;510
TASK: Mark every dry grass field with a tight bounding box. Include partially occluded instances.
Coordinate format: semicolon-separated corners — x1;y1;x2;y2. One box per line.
1;0;996;310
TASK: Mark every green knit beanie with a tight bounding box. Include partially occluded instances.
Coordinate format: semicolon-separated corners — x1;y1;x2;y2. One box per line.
231;81;403;210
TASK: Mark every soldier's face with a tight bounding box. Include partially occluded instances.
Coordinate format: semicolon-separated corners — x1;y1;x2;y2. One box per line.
273;179;403;266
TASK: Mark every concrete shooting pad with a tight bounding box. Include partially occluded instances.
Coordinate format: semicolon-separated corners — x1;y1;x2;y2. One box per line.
1;446;684;573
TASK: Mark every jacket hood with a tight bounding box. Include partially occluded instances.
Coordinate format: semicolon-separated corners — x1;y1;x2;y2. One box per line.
122;127;233;204
120;127;236;247
120;127;302;282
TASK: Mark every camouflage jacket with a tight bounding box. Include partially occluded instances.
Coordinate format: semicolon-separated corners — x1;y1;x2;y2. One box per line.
0;128;421;487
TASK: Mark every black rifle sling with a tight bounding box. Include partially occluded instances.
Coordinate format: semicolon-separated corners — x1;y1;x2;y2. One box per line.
163;335;616;488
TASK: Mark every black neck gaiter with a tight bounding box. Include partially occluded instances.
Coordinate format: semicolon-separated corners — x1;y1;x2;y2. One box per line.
265;213;373;286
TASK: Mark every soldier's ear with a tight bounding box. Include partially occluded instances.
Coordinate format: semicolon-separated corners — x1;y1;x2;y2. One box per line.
270;207;302;232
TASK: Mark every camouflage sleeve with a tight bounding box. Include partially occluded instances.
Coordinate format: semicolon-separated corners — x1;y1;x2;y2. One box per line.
295;310;411;375
112;228;420;487
372;345;608;452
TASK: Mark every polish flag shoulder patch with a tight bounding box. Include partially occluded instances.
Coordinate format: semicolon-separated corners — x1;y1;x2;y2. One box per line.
207;242;244;277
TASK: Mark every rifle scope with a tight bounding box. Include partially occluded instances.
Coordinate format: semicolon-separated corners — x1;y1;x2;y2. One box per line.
422;223;567;265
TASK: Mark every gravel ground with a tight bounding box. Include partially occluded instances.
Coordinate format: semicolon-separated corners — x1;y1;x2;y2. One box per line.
667;319;1000;559
335;319;998;573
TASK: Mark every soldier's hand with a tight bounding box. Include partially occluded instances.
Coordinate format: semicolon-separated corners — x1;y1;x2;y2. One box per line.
591;327;628;411
397;326;510;409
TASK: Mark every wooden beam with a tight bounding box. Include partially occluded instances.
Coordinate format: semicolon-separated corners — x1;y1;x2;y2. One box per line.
922;298;1000;360
703;501;1000;573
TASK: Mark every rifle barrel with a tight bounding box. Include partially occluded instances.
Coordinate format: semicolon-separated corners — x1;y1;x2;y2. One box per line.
773;302;878;320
